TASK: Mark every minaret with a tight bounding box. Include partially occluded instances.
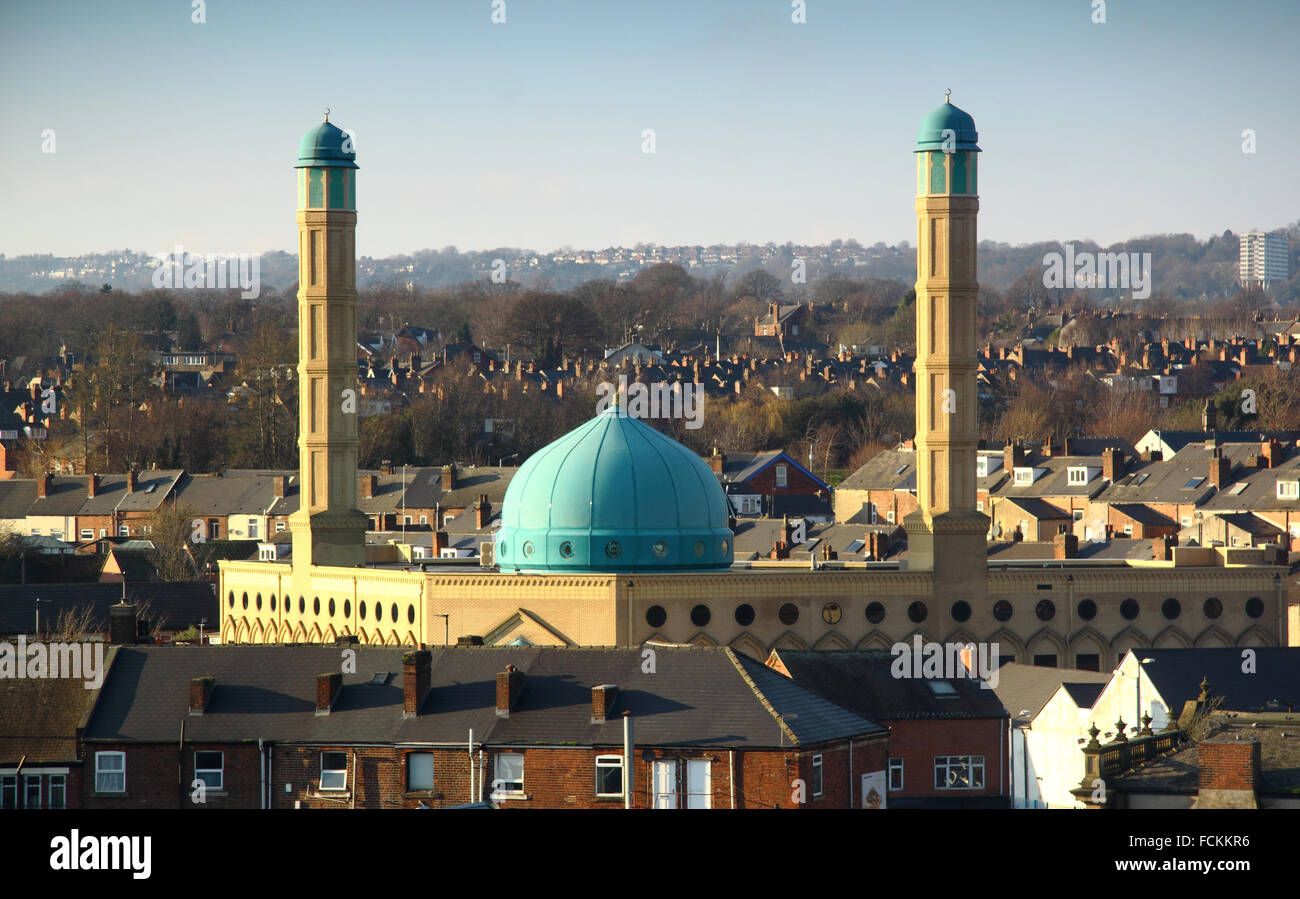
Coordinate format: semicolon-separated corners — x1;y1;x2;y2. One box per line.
903;94;988;600
289;112;367;569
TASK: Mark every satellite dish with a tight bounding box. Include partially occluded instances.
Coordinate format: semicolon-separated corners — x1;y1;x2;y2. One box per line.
992;524;1003;538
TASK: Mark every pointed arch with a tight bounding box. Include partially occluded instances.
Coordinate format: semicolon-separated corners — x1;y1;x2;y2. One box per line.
221;618;238;643
898;629;935;649
386;630;401;646
687;631;718;647
1109;625;1150;659
729;631;767;660
356;627;369;645
1067;626;1110;670
812;631;852;651
278;621;293;643
1026;627;1069;664
322;625;337;644
306;623;323;644
641;632;671;646
402;631;417;647
1234;623;1273;646
771;631;808;650
1151;625;1192;649
1193;625;1233;648
235;618;251;644
857;631;894;650
986;627;1026;664
292;623;308;643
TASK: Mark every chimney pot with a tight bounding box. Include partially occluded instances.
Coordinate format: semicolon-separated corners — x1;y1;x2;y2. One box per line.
316;672;342;715
403;649;432;716
496;665;525;716
189;676;215;714
109;602;138;644
591;684;619;723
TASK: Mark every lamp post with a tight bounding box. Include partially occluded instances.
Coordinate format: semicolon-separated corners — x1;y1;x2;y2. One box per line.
433;613;450;646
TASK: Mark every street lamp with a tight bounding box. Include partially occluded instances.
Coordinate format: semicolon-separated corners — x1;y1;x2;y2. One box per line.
433;613;450;646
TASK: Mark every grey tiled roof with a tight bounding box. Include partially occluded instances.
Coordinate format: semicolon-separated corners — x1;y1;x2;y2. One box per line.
990;662;1110;726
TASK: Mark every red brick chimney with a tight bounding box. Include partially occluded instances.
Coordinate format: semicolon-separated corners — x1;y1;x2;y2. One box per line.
273;475;289;497
108;602;138;644
433;530;448;555
1261;440;1281;469
1101;446;1125;482
403;649;431;717
496;664;524;717
1053;525;1078;559
189;676;215;715
709;448;725;474
475;494;491;528
1044;435;1056;458
591;684;618;723
362;474;378;499
1209;447;1231;489
316;672;342;715
1004;440;1026;473
441;464;455;491
128;469;139;493
37;472;53;498
87;473;99;498
1197;734;1261;807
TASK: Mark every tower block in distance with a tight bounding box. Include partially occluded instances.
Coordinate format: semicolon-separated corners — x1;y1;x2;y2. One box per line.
903;96;988;602
289;115;368;569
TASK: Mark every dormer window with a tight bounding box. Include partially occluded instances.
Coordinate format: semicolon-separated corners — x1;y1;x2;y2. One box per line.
1068;467;1088;485
976;455;1002;478
1013;467;1044;485
1278;480;1299;500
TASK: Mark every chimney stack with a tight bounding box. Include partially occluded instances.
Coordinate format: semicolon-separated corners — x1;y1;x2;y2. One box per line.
87;473;100;498
1210;446;1231;490
1261;439;1281;469
591;684;619;724
1003;440;1026;473
709;448;725;474
441;464;455;491
433;530;448;556
403;649;432;717
109;602;138;644
1053;525;1078;560
1197;734;1261;808
273;475;289;497
475;494;491;529
127;469;139;493
1101;446;1125;482
362;474;378;499
37;472;53;498
1202;398;1216;433
316;672;342;715
496;664;524;717
188;676;215;715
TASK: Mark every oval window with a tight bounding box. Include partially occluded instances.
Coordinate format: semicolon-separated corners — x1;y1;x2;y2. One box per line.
559;541;574;558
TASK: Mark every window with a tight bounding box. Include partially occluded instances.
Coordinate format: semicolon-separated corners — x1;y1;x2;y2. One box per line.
194;751;223;790
80;528;93;541
595;755;623;797
208;519;220;539
0;777;13;809
30;529;40;536
419;515;428;525
96;752;126;793
869;503;878;524
775;464;788;488
248;520;259;540
320;751;348;791
935;756;985;790
888;758;904;791
407;753;434;791
1075;653;1100;672
404;515;412;525
49;775;66;809
1014;468;1034;484
1181;515;1193;528
1068;467;1088;485
1183;477;1205;489
977;500;984;512
24;776;40;809
99;528;107;538
276;520;286;532
1073;509;1085;521
1123;524;1134;536
494;753;524;795
1278;481;1299;500
117;526;129;537
811;755;824;797
1033;654;1057;667
51;530;63;540
927;681;958;699
886;510;896;524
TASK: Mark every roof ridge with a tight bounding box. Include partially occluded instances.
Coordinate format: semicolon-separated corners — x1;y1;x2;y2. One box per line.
723;646;799;746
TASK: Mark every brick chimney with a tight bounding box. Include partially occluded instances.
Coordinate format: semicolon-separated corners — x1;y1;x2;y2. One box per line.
1210;446;1231;490
1202;398;1216;433
556;380;564;399
316;672;342;715
1261;439;1281;469
1004;440;1026;473
87;473;100;498
441;464;455;491
1101;446;1125;482
380;459;393;475
189;676;215;715
1197;735;1261;808
496;664;524;717
37;472;53;498
1044;434;1056;458
709;448;725;474
128;469;138;493
433;530;448;556
108;602;138;644
361;474;378;499
475;494;491;528
273;475;289;497
403;649;431;717
1153;533;1176;561
1053;525;1078;559
591;684;618;724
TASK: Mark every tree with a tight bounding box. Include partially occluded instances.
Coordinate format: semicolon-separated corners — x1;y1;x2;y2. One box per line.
146;501;200;582
505;292;601;367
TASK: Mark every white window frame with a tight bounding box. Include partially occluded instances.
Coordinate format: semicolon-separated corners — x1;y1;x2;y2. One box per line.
595;754;623;798
407;752;434;791
276;520;286;532
1123;524;1134;536
811;754;824;797
888;757;904;792
1014;468;1033;485
99;528;107;538
934;755;985;791
0;776;14;809
95;751;126;793
24;775;40;809
419;515;428;525
117;526;129;537
775;464;788;488
48;774;66;809
494;752;524;797
320;751;348;791
886;510;896;524
1277;481;1299;500
194;751;223;790
248;519;259;540
1073;509;1085;521
1068;467;1088;485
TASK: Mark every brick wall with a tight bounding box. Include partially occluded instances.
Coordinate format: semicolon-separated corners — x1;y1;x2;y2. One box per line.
1198;737;1261;793
882;718;1006;804
82;742;262;809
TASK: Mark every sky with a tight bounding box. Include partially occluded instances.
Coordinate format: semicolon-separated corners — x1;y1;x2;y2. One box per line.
1;0;1297;259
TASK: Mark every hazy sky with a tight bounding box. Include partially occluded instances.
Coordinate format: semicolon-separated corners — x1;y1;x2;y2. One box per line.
2;0;1296;258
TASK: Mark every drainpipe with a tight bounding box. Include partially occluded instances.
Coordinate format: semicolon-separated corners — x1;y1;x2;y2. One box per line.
259;738;265;810
350;751;356;809
267;744;273;810
729;749;735;810
624;712;634;809
478;749;485;803
849;740;854;808
468;729;474;803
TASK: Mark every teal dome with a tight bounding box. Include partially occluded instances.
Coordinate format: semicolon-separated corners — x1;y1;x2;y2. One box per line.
916;97;979;152
495;408;734;572
296;120;358;169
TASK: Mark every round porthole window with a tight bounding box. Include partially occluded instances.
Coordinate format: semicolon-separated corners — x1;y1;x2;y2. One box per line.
865;602;885;624
646;605;667;628
1245;597;1264;619
605;541;622;559
522;541;534;558
690;605;711;627
242;592;248;610
822;602;842;625
993;600;1013;622
559;541;574;558
313;597;320;615
1120;598;1139;620
1161;598;1181;620
299;597;305;614
693;541;705;558
255;593;262;611
343;600;351;618
499;542;508;557
778;603;799;625
1203;597;1222;619
951;601;971;622
270;594;277;612
408;605;416;624
1078;599;1097;621
328;598;336;618
907;601;928;623
720;539;729;554
651;541;668;559
1035;600;1055;622
227;591;235;608
391;603;399;623
735;604;755;626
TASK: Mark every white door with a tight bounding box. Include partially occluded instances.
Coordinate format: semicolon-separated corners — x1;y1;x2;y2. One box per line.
686;759;711;809
652;759;678;809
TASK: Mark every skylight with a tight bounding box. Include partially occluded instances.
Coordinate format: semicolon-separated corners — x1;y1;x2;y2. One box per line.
1183;477;1205;489
1228;482;1249;496
894;465;908;476
927;681;959;698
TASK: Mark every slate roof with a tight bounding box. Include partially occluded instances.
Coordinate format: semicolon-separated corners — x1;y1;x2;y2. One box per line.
1130;648;1300;714
0;581;216;636
992;455;1111;499
1146;430;1300;456
837;449;917;493
0;479;37;519
1107;503;1178;527
990;662;1111;726
76;471;183;516
26;477;89;517
768;649;1007;720
0;657;106;764
998;496;1072;521
84;645;885;750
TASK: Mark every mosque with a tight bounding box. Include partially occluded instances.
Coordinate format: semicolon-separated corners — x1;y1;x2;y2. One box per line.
218;102;1288;666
